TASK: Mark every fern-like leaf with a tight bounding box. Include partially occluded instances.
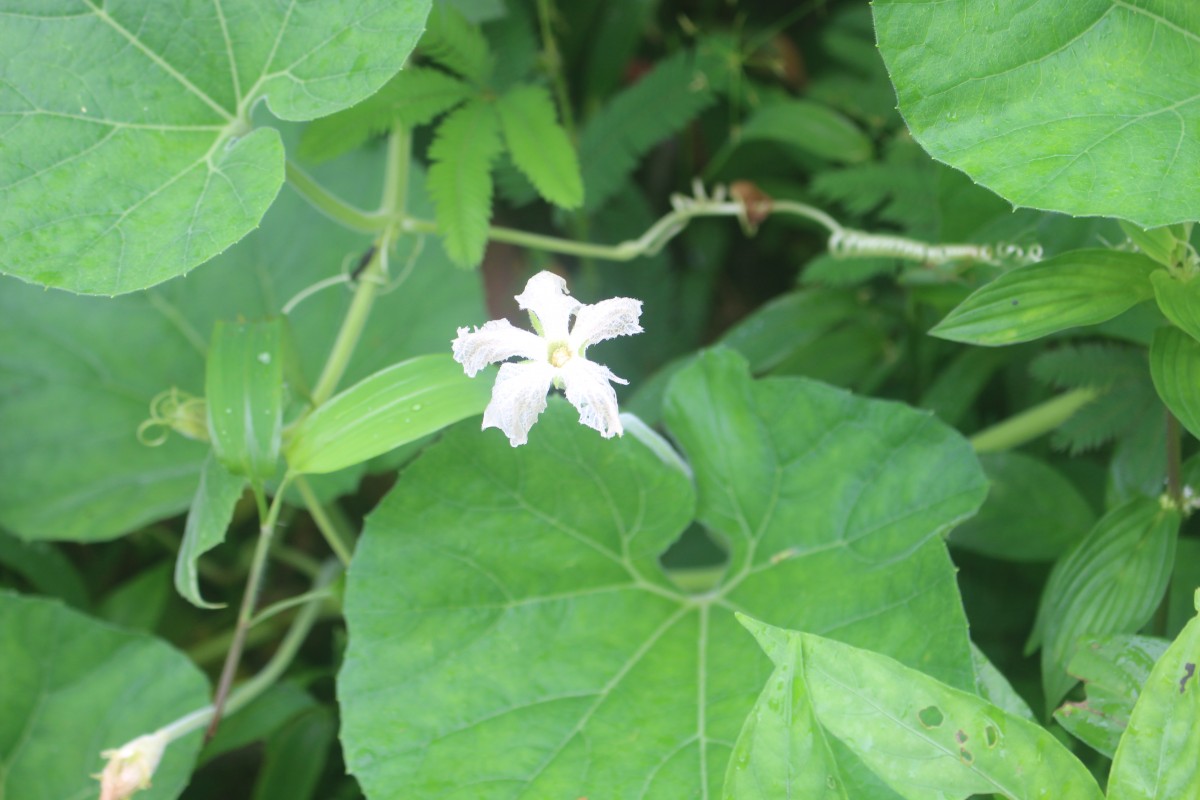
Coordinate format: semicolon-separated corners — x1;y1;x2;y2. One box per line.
427;99;503;267
299;68;473;163
496;85;583;209
1031;344;1157;454
578;49;716;212
423;4;494;84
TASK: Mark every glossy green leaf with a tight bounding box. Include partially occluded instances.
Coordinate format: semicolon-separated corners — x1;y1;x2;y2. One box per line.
251;707;337;800
174;452;246;609
205;319;284;481
738;100;872;164
1119;222;1185;268
950;451;1094;562
0;530;88;608
1151;270;1200;343
0;0;430;294
731;617;1103;800
1030;498;1179;710
1108;595;1200;799
285;355;491;475
971;644;1035;722
874;1;1200;227
0;140;484;543
339;348;986;798
1150;326;1200;441
1054;634;1168;758
931;250;1159;345
496;84;583;209
0;591;210;799
98;561;173;632
426;99;503;266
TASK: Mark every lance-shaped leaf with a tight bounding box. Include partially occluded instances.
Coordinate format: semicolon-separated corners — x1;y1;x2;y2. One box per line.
0;140;484;543
1151;270;1200;343
496;84;583;209
285;355;491;475
338;348;987;798
1107;594;1200;799
206;319;284;482
1030;497;1179;710
874;1;1200;227
1054;634;1169;758
174;452;246;609
426;100;504;266
0;0;431;294
0;591;210;800
1150;326;1200;441
731;617;1104;800
930;250;1159;345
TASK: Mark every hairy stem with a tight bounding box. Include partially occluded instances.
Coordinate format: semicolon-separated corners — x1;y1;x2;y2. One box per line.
970;388;1099;453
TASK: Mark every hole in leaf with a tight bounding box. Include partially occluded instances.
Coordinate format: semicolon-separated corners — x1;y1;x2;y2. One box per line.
1181;662;1195;694
959;747;974;765
984;724;999;748
659;523;729;593
955;729;968;744
917;705;944;728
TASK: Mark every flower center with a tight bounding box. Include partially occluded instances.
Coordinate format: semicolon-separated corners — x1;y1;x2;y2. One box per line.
548;342;572;368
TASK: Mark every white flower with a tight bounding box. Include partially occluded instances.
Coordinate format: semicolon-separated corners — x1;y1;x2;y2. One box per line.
452;271;643;446
95;730;168;800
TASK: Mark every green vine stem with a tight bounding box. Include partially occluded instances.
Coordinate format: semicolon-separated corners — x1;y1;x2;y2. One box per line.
969;388;1099;453
284;160;387;233
309;125;412;407
295;474;356;565
161;560;342;744
206;473;294;739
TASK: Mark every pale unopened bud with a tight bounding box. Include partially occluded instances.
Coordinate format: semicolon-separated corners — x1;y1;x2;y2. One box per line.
96;730;168;800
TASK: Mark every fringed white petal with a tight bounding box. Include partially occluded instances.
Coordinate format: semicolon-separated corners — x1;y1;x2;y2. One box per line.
482;361;555;446
569;297;643;352
561;357;627;439
452;320;546;377
514;271;578;341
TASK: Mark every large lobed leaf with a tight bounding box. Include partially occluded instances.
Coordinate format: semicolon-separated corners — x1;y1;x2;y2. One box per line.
0;591;210;800
874;0;1200;227
0;0;431;294
338;348;988;799
0;139;484;542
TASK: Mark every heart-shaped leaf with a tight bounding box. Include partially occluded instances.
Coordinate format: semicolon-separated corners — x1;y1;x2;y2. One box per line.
0;591;210;799
0;0;430;294
874;1;1200;226
338;348;987;798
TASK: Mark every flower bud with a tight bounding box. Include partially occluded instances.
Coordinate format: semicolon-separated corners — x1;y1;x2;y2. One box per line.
95;730;168;800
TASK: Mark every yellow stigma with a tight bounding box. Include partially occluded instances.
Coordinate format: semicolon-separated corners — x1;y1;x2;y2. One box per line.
549;343;572;368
